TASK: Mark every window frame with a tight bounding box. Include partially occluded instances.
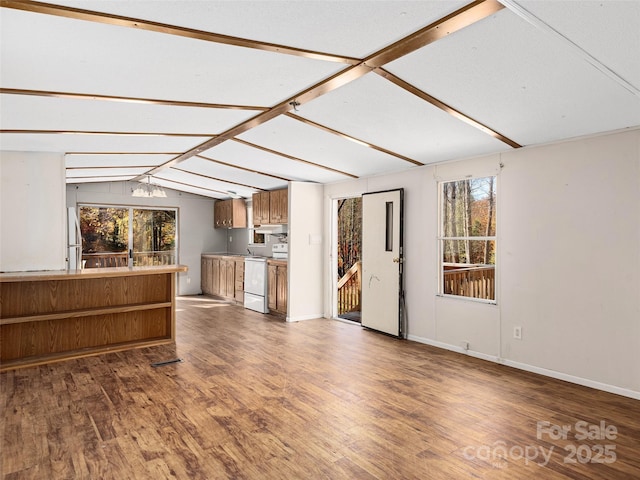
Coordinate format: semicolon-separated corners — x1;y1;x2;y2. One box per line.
437;176;497;304
78;203;178;267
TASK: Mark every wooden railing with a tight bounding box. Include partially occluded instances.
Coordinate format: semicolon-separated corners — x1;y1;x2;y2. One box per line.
133;251;176;266
337;261;362;315
82;251;176;268
443;264;495;300
82;252;128;268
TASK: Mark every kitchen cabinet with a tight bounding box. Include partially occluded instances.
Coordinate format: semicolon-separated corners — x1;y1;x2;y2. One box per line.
252;188;288;225
214;199;247;229
252;191;271;225
201;256;213;295
220;258;236;299
234;258;245;303
267;259;287;315
201;255;243;303
269;188;288;224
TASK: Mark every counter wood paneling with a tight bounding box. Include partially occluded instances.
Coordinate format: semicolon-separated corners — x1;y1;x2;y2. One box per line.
0;265;187;371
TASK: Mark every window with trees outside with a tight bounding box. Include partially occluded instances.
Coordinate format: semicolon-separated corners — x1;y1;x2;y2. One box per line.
440;176;496;301
79;205;177;268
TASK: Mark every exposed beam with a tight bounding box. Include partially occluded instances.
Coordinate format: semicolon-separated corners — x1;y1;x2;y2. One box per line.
231;138;358;179
363;0;505;68
142;63;373;177
195;155;293;183
0;0;359;65
141;0;504;179
65;152;183;155
1;129;212;137
285;113;424;166
0;88;268;111
375;68;521;148
66;165;156;170
171;167;266;192
151;176;230;198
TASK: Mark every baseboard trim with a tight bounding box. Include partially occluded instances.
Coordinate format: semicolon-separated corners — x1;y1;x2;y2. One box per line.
286;313;324;322
407;334;640;401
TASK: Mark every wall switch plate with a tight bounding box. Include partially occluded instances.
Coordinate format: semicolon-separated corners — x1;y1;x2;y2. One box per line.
514;326;522;340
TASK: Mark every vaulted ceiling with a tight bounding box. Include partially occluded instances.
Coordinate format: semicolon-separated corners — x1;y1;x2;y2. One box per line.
1;0;639;199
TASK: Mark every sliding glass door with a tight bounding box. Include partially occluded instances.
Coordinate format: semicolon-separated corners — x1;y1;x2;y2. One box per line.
132;209;176;266
79;205;177;268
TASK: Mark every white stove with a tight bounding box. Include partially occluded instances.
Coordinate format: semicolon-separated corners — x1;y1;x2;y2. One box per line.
272;243;288;259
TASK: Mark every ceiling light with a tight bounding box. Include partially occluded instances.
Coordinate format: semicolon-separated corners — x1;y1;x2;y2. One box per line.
132;175;167;198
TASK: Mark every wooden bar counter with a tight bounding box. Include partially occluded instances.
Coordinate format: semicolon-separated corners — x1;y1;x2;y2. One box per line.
0;265;187;371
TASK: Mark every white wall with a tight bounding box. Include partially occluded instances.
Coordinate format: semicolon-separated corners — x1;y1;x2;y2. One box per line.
288;182;324;321
323;128;640;399
1;151;66;272
67;181;226;295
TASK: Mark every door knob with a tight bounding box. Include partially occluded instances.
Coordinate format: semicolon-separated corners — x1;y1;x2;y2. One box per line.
393;257;402;263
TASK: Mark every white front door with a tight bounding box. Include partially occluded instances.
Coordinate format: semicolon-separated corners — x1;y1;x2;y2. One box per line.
361;189;404;337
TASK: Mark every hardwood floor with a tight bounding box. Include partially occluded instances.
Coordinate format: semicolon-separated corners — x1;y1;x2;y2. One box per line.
2;295;639;479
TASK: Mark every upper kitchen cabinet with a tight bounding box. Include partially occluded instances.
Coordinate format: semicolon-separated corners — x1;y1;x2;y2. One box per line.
269;188;288;224
252;188;288;225
252;191;271;225
214;199;247;229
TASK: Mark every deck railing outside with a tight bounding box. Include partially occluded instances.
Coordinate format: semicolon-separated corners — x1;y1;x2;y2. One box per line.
82;251;176;268
337;261;362;315
443;264;495;300
133;251;176;266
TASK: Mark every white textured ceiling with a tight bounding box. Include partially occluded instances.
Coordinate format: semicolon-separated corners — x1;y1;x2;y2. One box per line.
1;0;639;198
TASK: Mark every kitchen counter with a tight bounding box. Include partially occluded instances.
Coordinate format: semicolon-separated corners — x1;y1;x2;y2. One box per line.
0;265;187;371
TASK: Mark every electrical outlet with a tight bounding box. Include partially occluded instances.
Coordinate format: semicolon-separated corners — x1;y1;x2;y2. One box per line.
186;277;191;285
513;326;522;340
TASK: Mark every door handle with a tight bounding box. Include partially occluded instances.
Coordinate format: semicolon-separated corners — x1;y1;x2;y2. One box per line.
393;257;402;263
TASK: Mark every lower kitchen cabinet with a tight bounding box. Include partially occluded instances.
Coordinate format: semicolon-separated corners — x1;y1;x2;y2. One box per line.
267;260;287;315
201;255;243;303
234;258;244;303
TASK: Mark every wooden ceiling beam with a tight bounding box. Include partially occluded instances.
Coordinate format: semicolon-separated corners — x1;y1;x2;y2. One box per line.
195;155;293;183
171;166;266;192
285;113;424;166
375;68;521;148
0;0;359;65
0;88;268;111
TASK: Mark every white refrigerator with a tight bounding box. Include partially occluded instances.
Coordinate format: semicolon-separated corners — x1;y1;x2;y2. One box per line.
67;207;82;270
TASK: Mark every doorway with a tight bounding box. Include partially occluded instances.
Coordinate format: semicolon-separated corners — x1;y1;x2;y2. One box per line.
335;196;362;322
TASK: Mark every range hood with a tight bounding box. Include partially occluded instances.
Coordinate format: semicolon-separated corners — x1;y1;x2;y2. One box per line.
255;224;288;235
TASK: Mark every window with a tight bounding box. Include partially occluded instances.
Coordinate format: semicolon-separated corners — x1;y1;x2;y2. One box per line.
247;202;265;245
79;205;177;267
439;176;496;301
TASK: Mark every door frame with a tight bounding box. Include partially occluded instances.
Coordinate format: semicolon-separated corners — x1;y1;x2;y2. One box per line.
330;193;362;321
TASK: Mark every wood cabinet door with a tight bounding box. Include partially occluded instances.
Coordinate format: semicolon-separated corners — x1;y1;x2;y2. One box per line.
201;257;211;294
212;258;221;295
253;192;270;225
214;200;231;228
276;265;287;313
268;264;277;310
225;260;235;299
269;189;288;224
230;199;247;228
214;201;224;228
234;258;244;302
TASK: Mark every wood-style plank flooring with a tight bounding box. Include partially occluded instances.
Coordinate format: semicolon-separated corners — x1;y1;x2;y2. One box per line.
2;295;639;479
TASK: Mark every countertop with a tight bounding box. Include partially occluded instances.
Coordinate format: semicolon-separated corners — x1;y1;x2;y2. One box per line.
0;265;188;283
